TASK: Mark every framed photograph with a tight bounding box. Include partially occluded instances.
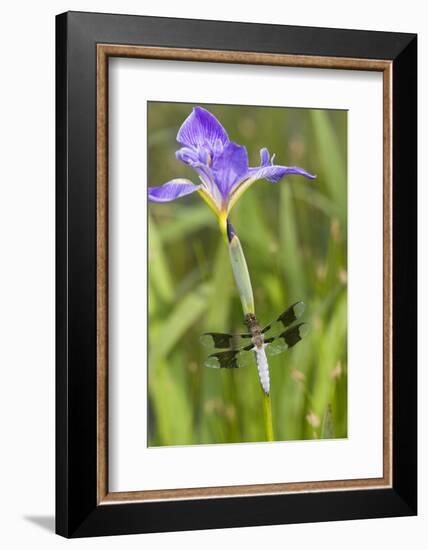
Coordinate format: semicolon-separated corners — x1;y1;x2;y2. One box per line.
56;11;417;537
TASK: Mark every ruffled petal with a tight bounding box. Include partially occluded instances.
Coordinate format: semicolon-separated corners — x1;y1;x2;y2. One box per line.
177;107;229;151
175;147;222;207
212;142;249;199
148;179;201;202
175;147;199;166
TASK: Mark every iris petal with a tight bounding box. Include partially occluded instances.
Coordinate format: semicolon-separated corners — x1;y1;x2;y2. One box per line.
175;147;199;166
176;147;222;207
177;107;229;151
260;147;270;166
227;158;316;214
212;142;249;199
148;179;201;202
248;164;316;183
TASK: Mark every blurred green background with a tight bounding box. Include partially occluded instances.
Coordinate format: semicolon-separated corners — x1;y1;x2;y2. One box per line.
148;102;347;446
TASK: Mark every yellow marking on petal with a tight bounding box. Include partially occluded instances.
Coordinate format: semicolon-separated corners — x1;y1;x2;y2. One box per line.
197;189;229;242
197;188;220;217
227;177;256;215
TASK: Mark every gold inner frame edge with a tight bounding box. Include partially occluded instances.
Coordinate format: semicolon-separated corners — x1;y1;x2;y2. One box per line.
96;44;393;505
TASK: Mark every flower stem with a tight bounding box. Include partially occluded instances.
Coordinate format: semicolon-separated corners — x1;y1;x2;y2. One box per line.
262;392;274;442
225;218;274;441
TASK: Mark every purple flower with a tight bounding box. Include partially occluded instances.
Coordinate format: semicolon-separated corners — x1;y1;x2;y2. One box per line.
148;107;316;224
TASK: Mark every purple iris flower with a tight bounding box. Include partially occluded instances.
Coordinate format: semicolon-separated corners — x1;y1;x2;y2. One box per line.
148;107;315;220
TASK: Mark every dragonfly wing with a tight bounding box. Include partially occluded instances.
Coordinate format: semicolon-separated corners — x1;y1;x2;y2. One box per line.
201;332;252;349
265;322;310;357
201;333;234;349
205;344;255;369
262;301;305;334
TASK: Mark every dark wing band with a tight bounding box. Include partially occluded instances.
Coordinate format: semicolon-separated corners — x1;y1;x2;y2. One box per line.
265;323;310;356
262;301;305;334
204;343;254;369
201;332;252;349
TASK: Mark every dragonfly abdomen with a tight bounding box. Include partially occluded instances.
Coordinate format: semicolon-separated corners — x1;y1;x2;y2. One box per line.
255;346;270;395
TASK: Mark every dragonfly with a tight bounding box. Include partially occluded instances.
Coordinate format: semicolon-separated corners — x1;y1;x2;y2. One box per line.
201;302;309;395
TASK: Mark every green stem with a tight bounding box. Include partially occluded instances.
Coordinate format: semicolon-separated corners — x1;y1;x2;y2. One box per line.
228;229;255;315
262;392;274;442
225;218;274;441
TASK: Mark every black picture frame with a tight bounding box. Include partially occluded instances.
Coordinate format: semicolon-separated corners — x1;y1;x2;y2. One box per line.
56;10;417;538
